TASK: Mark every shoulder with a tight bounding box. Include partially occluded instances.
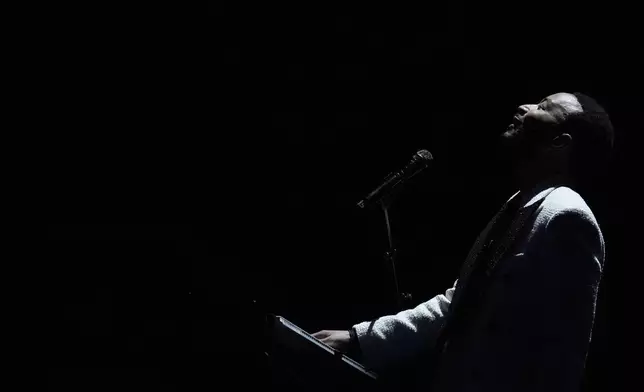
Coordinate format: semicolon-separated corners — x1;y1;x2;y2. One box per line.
545;187;593;214
536;187;605;265
537;186;600;229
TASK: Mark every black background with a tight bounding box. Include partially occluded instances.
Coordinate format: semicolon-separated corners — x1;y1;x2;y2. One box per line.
46;2;641;391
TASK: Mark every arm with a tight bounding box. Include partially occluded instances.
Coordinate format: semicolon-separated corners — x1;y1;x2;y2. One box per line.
352;280;457;371
525;209;604;391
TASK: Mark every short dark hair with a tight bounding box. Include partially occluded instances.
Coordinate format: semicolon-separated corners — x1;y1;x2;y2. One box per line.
560;92;615;185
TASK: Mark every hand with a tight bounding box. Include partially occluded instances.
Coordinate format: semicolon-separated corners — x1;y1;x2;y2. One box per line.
311;329;351;353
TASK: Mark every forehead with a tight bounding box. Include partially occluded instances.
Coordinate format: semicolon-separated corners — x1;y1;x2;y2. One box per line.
543;92;583;115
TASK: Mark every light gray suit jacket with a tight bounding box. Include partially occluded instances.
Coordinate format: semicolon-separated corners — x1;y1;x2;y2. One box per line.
353;182;605;392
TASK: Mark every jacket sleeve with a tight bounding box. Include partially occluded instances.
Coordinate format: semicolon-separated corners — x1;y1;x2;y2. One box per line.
352;280;457;371
525;208;604;391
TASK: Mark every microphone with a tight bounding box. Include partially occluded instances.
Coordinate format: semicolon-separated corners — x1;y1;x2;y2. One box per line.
357;149;433;209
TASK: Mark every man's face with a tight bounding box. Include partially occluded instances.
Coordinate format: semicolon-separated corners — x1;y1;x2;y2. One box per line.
497;92;583;166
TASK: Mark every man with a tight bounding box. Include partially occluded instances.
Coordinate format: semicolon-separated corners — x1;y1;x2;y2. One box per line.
312;92;614;391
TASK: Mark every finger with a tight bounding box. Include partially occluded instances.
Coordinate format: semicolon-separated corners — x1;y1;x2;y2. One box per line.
311;330;328;339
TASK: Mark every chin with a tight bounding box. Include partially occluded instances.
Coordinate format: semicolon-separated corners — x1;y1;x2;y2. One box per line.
503;127;520;138
503;122;522;136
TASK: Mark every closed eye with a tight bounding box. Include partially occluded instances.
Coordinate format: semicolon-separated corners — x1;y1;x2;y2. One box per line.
537;98;550;110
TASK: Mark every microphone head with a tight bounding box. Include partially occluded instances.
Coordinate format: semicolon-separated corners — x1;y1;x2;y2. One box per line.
405;149;433;179
416;149;433;161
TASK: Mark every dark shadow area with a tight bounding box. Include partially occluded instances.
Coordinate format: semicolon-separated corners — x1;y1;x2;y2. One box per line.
46;1;640;390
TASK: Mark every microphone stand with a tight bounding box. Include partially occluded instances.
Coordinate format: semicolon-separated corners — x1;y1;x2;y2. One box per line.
379;195;412;312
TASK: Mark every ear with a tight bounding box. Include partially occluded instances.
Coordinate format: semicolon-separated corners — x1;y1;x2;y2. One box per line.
551;133;572;148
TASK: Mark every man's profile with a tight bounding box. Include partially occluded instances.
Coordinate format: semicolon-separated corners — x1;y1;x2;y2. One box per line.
313;92;614;392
